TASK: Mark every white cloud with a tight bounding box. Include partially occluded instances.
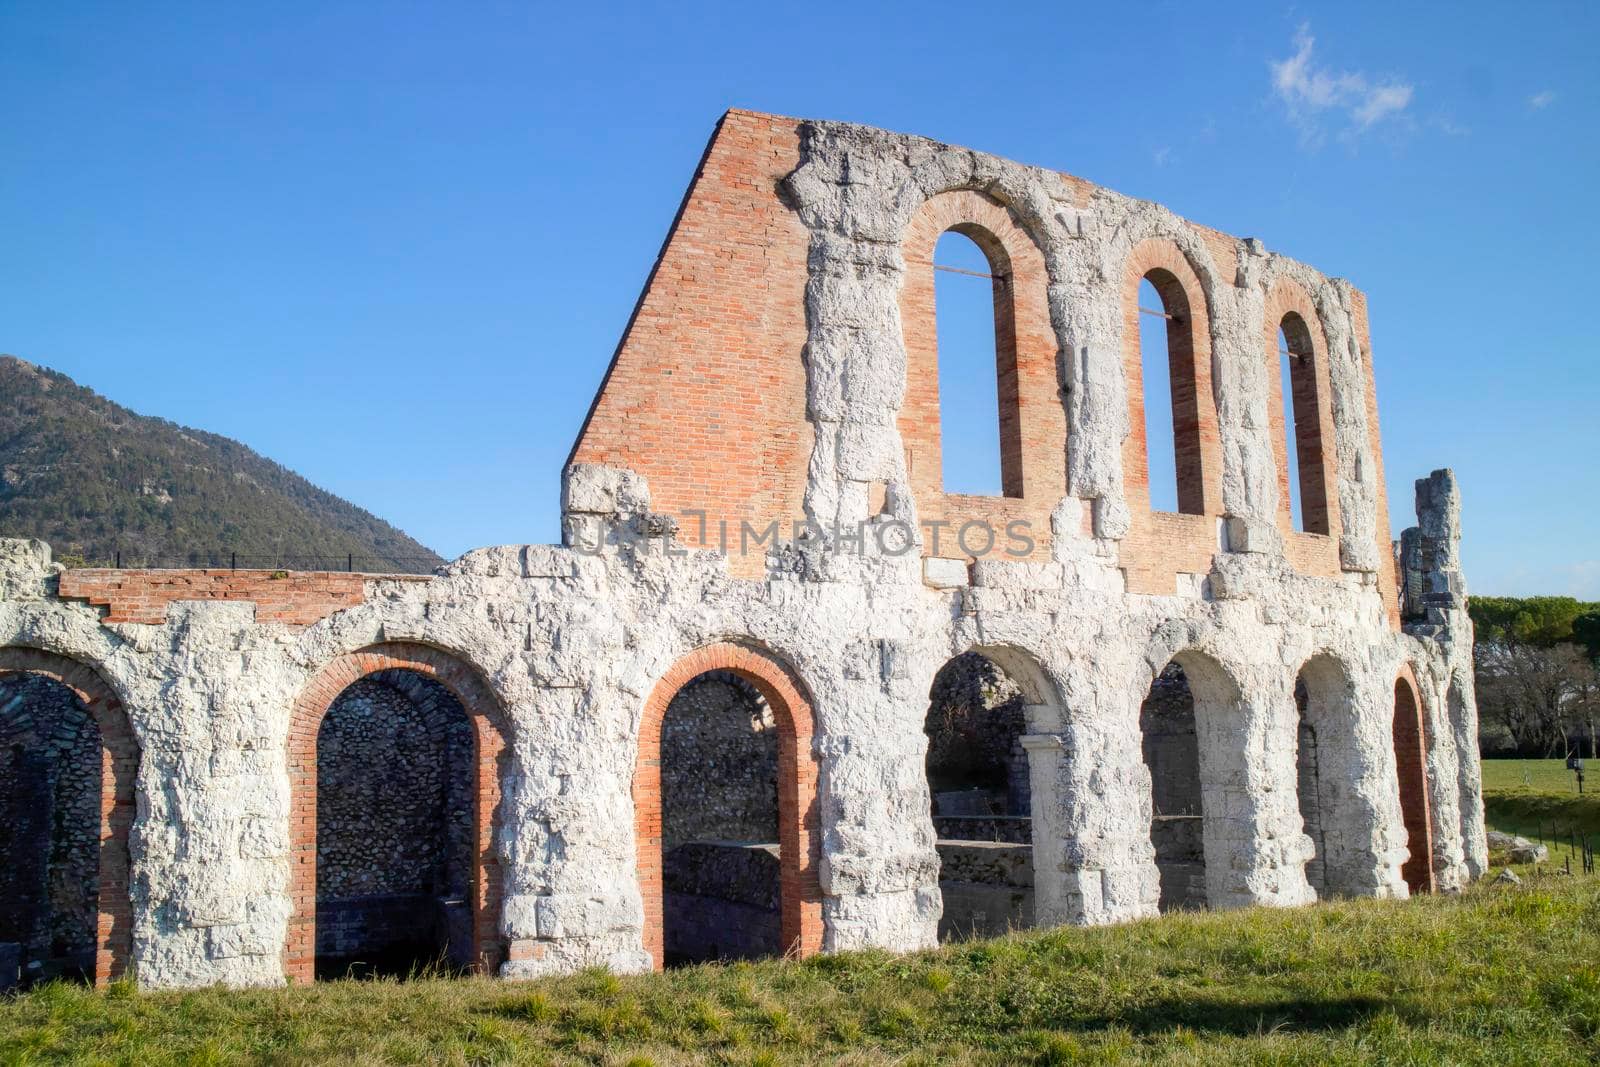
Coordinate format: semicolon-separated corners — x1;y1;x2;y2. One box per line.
1270;25;1414;143
1528;89;1557;110
1152;145;1172;166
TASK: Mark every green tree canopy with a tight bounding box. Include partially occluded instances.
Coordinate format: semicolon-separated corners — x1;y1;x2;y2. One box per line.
1469;596;1600;647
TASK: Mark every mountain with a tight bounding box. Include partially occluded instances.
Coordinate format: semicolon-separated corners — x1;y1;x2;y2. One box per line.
0;356;444;573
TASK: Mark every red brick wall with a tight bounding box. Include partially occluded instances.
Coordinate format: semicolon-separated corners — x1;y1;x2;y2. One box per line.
0;647;137;985
567;111;814;580
1393;667;1435;893
56;569;425;627
284;644;508;984
1352;290;1404;627
635;642;822;969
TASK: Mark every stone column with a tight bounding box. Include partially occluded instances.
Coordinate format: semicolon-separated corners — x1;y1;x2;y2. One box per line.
1043;707;1162;925
1193;670;1315;909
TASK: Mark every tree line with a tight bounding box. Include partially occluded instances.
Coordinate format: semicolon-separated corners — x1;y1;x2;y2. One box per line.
1469;595;1600;759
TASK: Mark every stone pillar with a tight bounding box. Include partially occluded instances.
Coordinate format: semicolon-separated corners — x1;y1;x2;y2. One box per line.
1316;669;1410;899
1043;708;1161;925
1449;672;1488;880
817;732;941;952
1399;468;1484;885
1019;732;1068;926
1193;671;1315;909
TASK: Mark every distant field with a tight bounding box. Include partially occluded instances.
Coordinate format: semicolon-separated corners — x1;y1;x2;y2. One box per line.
1480;759;1600;847
1481;758;1587;794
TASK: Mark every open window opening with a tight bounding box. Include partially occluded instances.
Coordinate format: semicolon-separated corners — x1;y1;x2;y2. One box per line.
934;228;1022;498
1138;271;1204;514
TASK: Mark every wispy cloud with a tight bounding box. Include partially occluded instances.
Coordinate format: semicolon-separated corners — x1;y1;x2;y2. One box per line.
1528;89;1557;110
1270;24;1414;144
1152;145;1172;167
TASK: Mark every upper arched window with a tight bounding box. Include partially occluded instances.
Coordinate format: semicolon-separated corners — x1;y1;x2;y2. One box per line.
1138;270;1204;515
1277;313;1331;535
934;228;1022;498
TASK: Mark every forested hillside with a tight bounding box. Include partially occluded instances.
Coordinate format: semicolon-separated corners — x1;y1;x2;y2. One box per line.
0;356;442;573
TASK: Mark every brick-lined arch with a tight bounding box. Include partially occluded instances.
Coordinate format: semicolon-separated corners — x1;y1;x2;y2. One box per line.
1264;278;1341;546
285;643;509;983
1122;239;1221;518
899;188;1065;562
636;641;822;969
1393;666;1434;893
1118;238;1224;594
0;647;137;984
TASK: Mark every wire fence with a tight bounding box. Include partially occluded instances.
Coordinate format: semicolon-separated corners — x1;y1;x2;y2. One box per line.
1529;821;1598;876
65;552;443;575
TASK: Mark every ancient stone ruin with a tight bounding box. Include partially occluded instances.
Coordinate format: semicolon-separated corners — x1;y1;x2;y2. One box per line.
0;110;1482;990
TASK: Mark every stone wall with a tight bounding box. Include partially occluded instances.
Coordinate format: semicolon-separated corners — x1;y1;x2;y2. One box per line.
663;843;780;964
935;841;1033;940
0;672;100;981
313;670;474;970
0;111;1485;989
926;652;1029;821
661;671;777;852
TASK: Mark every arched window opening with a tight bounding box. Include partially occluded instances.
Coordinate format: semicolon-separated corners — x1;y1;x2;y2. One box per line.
660;671;782;965
924;652;1034;940
1393;676;1434;893
0;672;101;985
1138;271;1204;514
314;670;475;979
934;229;1021;498
1140;661;1207;910
1279;313;1330;535
636;644;821;969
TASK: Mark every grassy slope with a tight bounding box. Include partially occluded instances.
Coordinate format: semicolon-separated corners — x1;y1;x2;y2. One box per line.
1480;760;1600;856
3;876;1597;1065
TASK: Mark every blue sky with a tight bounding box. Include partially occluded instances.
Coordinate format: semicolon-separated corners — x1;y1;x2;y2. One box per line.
2;2;1595;597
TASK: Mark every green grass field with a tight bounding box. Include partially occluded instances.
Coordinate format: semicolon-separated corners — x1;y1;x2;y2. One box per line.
1479;759;1600;847
1481;759;1588;794
3;874;1597;1065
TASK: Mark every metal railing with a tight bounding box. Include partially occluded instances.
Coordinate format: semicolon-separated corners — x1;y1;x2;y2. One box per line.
68;552;443;575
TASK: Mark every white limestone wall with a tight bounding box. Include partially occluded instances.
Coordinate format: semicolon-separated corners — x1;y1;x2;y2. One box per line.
1;497;1472;989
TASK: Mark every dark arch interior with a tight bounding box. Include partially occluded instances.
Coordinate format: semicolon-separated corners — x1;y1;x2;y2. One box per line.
924;651;1033;940
1294;674;1328;895
660;670;780;966
1140;661;1207;911
1393;678;1432;893
315;669;474;979
0;672;101;986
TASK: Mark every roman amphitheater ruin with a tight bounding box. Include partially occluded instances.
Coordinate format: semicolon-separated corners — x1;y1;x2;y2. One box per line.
0;110;1483;989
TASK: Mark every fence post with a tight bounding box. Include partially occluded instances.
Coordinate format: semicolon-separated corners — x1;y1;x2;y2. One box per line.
348;553;353;573
231;552;236;571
